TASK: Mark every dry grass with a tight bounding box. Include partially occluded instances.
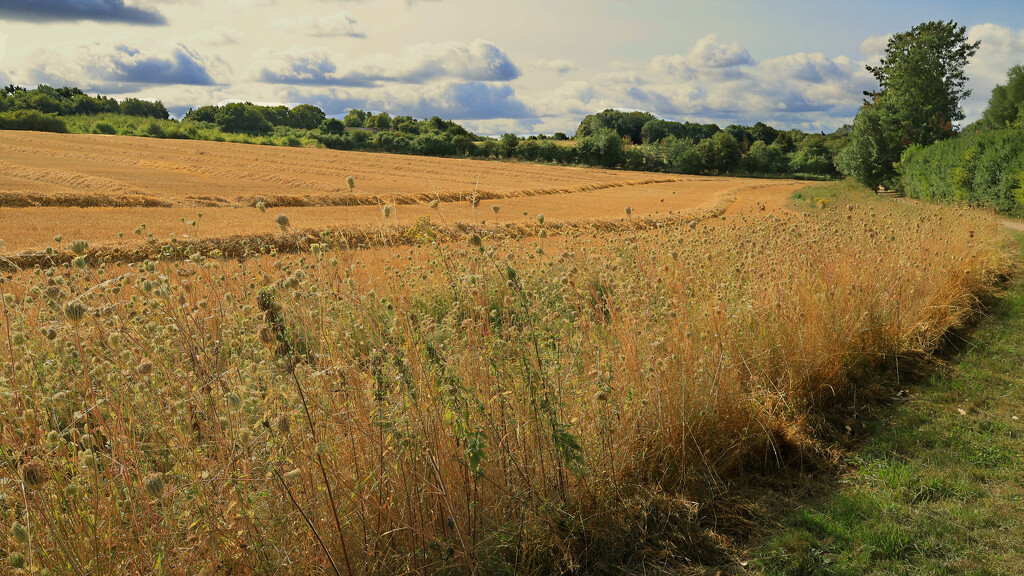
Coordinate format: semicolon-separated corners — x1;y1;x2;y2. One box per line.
0;181;1014;574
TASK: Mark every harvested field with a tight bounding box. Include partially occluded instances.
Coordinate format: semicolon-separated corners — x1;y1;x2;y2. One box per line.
0;130;807;257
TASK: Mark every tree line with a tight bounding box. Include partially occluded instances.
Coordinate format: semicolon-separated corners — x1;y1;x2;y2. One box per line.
0;88;856;180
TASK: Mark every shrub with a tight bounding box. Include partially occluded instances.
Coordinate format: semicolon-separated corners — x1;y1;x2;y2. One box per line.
0;109;68;133
93;121;117;135
898;126;1024;216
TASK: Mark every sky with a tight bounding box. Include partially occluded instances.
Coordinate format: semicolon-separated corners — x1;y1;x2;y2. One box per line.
0;0;1022;136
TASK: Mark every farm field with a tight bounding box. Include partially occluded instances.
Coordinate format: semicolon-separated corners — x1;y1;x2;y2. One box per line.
1;130;805;257
0;132;1017;575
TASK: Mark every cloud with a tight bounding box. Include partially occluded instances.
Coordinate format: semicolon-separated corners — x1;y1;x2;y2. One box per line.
686;34;755;68
533;59;577;75
16;42;223;92
859;34;891;58
964;24;1024;119
0;0;166;25
522;32;876;134
255;39;520;86
285;80;533;121
192;26;243;47
279;10;366;38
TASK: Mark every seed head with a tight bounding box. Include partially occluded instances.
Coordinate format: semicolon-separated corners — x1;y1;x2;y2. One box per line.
274;213;291;231
11;522;29;545
21;461;48;489
135;359;153;376
143;472;165;499
8;551;25;569
429;199;440;209
256;201;267;213
492;205;500;215
625;206;632;217
346;175;355;191
70;239;89;256
63;302;87;325
258;325;276;346
382;204;392;219
276;413;291;435
536;214;545;225
468;233;482;248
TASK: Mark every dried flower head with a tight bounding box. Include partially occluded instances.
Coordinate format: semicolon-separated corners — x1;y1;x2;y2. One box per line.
276;413;291;435
274;213;291;231
11;521;29;545
63;302;87;325
143;472;165;499
70;239;89;256
136;359;153;376
21;461;48;489
346;175;355;191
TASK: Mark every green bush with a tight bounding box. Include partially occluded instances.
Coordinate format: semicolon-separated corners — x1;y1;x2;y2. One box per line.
0;109;69;133
93;121;117;134
898;126;1024;216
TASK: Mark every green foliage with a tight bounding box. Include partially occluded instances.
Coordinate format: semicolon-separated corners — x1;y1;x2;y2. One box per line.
698;131;741;173
842;20;980;188
0;84;161;119
898;125;1024;215
982;65;1024;130
0;109;68;132
789;135;839;176
499;132;519;158
867;20;979;143
213;102;274;135
343;109;370;127
838;98;907;190
287;104;326;130
741;140;787;174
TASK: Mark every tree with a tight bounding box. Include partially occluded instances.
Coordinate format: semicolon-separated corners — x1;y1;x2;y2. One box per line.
982;65;1024;129
287;104;326;130
214;103;272;134
741;140;787;174
698;131;741;173
500;133;519;158
343;109;369;127
841;20;980;189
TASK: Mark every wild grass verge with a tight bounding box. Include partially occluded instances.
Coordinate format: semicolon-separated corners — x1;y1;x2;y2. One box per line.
751;232;1024;575
0;184;1016;574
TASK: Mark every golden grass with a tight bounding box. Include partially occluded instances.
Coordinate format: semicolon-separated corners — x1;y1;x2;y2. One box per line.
0;184;1014;574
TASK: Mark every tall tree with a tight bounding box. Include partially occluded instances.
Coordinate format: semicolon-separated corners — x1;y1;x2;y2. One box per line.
982;65;1024;129
839;21;980;189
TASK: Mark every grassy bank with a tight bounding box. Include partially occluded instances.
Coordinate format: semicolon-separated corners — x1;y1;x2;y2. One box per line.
752;232;1024;575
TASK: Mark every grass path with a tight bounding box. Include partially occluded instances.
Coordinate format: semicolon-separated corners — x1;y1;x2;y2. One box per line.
748;233;1024;575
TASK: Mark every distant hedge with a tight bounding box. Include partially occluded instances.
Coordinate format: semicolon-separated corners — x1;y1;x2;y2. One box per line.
0;109;68;133
898;127;1024;216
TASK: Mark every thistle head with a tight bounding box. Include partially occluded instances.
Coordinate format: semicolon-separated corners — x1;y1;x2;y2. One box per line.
63;302;87;326
143;472;165;499
346;175;355;190
274;213;291;232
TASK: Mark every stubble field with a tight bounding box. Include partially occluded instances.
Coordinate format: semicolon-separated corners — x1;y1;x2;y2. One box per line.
1;130;802;258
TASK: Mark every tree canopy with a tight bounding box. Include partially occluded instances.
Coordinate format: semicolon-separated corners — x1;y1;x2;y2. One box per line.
981;65;1024;129
839;20;980;189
